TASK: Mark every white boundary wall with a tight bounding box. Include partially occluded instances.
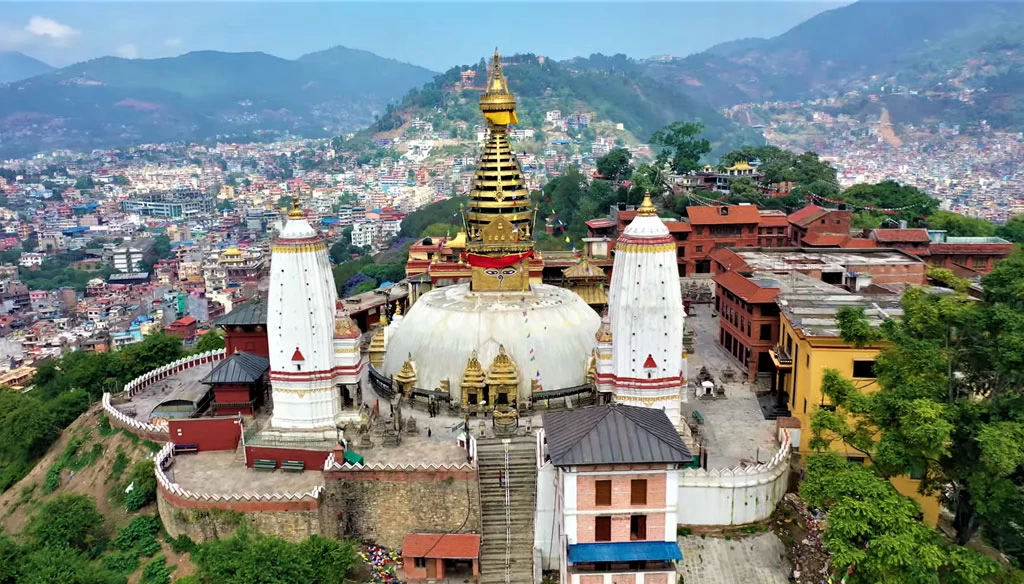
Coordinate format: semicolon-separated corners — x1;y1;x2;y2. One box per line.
101;349;227;438
678;430;792;526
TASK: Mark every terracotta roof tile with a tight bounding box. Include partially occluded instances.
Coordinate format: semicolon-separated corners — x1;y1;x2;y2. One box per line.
713;271;780;304
663;220;692;233
871;229;931;243
586;219;615;229
758;213;790;227
686;205;760;225
402;533;480;559
710;248;749;271
787;205;829;227
801;233;848;247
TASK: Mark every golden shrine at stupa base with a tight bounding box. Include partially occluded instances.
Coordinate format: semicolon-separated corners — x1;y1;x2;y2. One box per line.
378;50;600;411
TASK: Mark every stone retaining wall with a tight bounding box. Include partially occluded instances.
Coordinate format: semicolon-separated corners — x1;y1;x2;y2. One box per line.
322;463;480;549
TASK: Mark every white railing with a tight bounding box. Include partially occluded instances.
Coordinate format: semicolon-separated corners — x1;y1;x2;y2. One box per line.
153;443;324;503
102;392;168;435
678;430;793;526
123;349;226;397
503;439;512;584
323;459;476;472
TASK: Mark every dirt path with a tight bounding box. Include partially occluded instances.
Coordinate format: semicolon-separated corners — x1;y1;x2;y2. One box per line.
878;107;903;148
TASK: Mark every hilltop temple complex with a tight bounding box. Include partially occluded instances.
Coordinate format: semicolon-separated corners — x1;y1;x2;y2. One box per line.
101;51;793;584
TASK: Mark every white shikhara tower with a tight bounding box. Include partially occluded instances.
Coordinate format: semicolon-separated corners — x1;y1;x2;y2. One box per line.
596;194;687;428
267;203;342;431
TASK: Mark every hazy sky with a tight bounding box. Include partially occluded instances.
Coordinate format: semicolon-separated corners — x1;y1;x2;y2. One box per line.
0;1;850;69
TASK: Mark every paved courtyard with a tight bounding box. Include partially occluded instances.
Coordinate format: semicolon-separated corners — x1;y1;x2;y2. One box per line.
121;363;216;423
167;451;324;495
678;533;792;584
683;301;780;469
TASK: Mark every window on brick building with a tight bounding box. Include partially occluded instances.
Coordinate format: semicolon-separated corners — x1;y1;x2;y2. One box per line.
973;257;987;269
414;557;427;568
630;479;647;505
630;515;647;540
595;480;612;506
595;516;612;541
760;324;772;341
696;245;703;253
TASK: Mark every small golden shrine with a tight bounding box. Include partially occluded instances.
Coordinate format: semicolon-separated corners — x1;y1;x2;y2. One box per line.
485;345;520;408
562;259;608;310
461;352;487;409
394;355;417;396
368;313;388;369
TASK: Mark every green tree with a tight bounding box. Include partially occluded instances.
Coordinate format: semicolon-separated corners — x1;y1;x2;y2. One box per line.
801;454;1000;584
420;223;452;238
595;148;634;182
194;330;225;354
74;176;95;190
399;197;466;239
26;494;108;556
650;122;710;174
16;546;124;584
997;215;1024;244
927;211;997;237
124;460;157;511
842;181;938;227
817;282;1024;551
111;175;130;186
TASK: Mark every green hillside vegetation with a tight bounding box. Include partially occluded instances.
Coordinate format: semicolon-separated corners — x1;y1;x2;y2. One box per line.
0;334;185;493
361;53;758;156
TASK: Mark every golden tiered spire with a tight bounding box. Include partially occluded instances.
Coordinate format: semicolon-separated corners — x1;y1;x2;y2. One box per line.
395;355;417;385
637;191;658;217
465;49;533;248
461;351;487;409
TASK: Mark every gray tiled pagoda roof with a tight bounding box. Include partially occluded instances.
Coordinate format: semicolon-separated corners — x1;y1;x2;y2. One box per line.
543;404;692;467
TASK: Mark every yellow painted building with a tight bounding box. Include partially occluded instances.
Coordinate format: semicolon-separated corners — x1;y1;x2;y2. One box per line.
772;292;940;527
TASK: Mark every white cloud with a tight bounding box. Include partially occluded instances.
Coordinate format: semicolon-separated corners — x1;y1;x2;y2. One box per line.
164;37;183;49
0;16;80;50
25;16;80;45
116;43;139;59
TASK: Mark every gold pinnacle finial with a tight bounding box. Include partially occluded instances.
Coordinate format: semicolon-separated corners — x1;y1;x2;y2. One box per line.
637;191;658;217
480;48;518;127
288;192;303;219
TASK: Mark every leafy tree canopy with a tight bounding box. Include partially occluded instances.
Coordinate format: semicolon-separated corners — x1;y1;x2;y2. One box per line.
650;121;711;174
595;148;634;182
193;330;225;354
997;215;1024;244
927;210;997;237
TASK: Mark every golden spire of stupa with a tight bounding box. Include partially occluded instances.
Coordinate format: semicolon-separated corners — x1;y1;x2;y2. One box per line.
465;49;533;247
637;191;658;217
289;192;303;219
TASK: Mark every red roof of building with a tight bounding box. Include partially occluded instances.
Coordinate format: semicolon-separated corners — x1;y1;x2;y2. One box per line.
713;270;780;304
686;205;760;225
801;233;848;247
402;533;481;559
841;237;878;249
585;218;615;229
787;205;829;228
871;229;931;243
171;316;197;326
758;212;790;227
664;220;692;233
710;248;750;272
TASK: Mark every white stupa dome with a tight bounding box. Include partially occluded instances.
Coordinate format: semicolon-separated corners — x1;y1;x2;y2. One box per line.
380;283;600;402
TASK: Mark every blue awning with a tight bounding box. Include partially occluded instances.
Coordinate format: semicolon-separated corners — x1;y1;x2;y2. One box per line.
567;541;682;563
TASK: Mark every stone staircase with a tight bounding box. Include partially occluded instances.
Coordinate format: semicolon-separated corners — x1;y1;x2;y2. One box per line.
476;436;537;584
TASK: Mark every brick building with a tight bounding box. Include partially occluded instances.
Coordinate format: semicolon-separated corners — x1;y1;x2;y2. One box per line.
787;205;853;247
683;205;762;274
538;404;691;584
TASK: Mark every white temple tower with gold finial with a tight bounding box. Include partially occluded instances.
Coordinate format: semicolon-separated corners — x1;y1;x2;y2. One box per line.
596;194;687;428
267;199;343;431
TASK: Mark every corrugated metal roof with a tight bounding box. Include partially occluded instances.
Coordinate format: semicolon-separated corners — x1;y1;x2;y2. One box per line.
567;541;682;563
543;404;692;467
216;300;267;326
202;351;269;385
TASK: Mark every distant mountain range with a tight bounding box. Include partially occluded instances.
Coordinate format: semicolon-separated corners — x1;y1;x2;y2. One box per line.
0;46;436;157
0;51;54;84
4;0;1024;158
643;0;1024;111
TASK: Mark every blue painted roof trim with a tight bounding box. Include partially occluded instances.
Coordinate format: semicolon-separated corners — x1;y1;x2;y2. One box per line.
567;541;682;563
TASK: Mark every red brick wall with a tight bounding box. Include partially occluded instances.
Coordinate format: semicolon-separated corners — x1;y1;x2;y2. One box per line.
224;330;269;358
575;471;669;544
169;417;241;451
244;446;329;470
324;467;476;483
802;210;851;237
685;224;760;273
715;285;779;380
849;262;927;286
